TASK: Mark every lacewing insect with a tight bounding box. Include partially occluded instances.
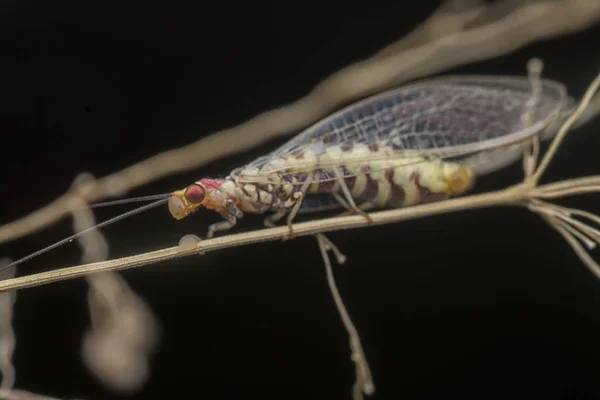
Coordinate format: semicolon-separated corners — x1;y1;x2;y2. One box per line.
168;75;573;239
2;74;576;271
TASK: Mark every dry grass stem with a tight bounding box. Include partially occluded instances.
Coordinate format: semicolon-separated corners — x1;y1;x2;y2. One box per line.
0;259;16;390
0;389;78;400
70;174;160;394
316;234;373;400
0;187;528;292
529;70;600;184
0;263;74;400
1;0;598;246
543;215;600;279
372;0;487;58
0;178;582;293
2;70;600;293
520;73;600;280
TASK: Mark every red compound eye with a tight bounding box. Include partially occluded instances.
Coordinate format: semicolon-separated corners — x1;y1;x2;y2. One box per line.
184;184;206;204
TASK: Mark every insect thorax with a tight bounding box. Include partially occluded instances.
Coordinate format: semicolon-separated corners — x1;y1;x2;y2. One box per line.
219;178;298;214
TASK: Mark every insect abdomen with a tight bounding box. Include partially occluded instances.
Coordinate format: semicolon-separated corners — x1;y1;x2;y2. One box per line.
305;161;472;208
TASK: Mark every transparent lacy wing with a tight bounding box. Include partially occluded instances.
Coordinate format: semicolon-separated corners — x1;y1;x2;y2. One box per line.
229;75;570;185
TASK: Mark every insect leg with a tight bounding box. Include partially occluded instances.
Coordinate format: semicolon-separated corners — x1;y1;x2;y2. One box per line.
331;192;352;211
356;202;374;212
206;216;238;239
263;207;286;228
285;172;315;239
333;167;373;223
330;193;373;212
332;194;375;217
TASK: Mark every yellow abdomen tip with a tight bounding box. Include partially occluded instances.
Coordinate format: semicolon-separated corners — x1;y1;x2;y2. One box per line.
447;166;474;196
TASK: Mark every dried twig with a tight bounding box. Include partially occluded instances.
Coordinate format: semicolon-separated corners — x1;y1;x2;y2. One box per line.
529;69;600;185
522;73;600;280
0;259;16;390
0;177;586;292
70;174;160;394
1;69;599;293
0;389;75;400
316;234;373;400
0;262;77;400
1;0;598;246
372;0;488;58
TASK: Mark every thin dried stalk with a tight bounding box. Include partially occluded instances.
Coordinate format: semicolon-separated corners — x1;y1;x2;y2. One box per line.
522;58;544;179
577;90;600;127
530;176;600;196
2;57;600;293
373;0;487;58
551;216;597;250
0;389;75;400
0;261;77;398
529;203;599;249
0;0;598;245
522;74;600;280
544;215;600;279
0;187;529;292
533;185;600;199
0;259;16;390
529;72;600;184
316;234;374;400
0;178;575;293
70;174;160;394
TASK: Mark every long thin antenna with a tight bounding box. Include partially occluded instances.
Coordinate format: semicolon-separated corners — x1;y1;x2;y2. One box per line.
85;194;171;209
0;198;169;273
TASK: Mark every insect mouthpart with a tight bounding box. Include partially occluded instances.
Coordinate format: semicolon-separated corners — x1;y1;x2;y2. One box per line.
168;191;189;220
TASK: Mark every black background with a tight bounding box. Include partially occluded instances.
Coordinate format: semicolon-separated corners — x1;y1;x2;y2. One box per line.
2;1;600;399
